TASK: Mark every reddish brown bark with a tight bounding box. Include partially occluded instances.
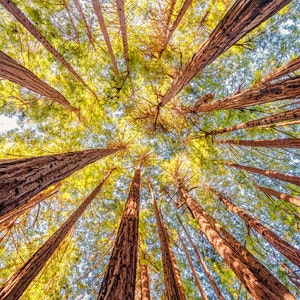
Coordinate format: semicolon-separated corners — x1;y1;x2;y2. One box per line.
178;234;208;300
178;186;295;299
210;187;300;268
0;51;78;113
217;138;300;148
226;162;300;187
0;146;122;218
210;107;300;135
149;181;186;300
0;0;97;98
98;159;143;299
256;186;300;207
136;253;151;300
281;263;300;289
92;0;119;75
177;217;225;300
160;0;292;106
0;170;114;300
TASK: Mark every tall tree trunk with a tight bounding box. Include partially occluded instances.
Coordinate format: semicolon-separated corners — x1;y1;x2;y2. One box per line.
210;107;300;135
0;183;61;232
160;0;292;106
177;216;225;300
0;51;78;113
159;0;192;58
256;186;300;207
0;0;97;98
0;170;114;300
149;181;186;300
225;162;300;186
62;0;80;45
116;0;129;72
178;234;208;300
98;158;143;299
165;0;177;34
210;187;300;268
73;0;95;50
0;146;123;218
136;251;151;300
92;0;119;75
217;138;300;148
178;185;295;299
192;76;300;112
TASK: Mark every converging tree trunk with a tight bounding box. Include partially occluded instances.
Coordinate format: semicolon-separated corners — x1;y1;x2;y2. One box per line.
256;186;300;207
0;146;123;218
217;138;300;149
136;251;151;300
62;0;80;45
177;216;224;300
98;158;143;299
225;162;300;187
149;181;186;300
177;184;295;299
0;170;114;300
160;0;292;106
0;0;97;98
178;234;208;300
0;51;78;113
209;187;300;268
92;0;119;75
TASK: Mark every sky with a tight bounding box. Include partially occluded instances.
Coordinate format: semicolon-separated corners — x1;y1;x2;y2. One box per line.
0;115;18;133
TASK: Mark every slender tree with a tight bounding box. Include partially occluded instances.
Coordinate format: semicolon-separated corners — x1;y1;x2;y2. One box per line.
178;234;208;300
0;170;114;300
92;0;119;75
0;146;123;218
0;51;78;113
62;0;80;45
217;138;300;149
225;162;300;187
149;181;186;300
209;187;300;268
136;251;151;300
177;216;225;300
160;0;292;106
256;186;300;207
98;157;143;299
177;184;295;299
0;0;97;98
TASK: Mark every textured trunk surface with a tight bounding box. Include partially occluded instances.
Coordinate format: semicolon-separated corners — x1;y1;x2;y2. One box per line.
0;0;97;98
92;0;119;75
194;76;300;112
179;187;295;300
217;138;300;149
177;217;224;300
178;235;208;300
0;51;77;112
0;171;113;300
257;186;300;207
0;147;120;218
139;264;151;300
149;182;186;300
211;188;300;268
160;0;292;105
98;160;142;299
211;107;300;135
226;162;300;187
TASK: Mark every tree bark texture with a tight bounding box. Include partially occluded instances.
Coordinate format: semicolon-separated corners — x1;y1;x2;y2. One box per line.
178;187;295;300
98;159;142;300
0;147;121;218
0;170;114;300
92;0;119;75
0;0;97;98
149;181;186;300
217;138;300;149
137;262;151;300
0;51;77;112
210;187;300;268
256;186;300;207
210;107;300;135
177;216;225;300
160;0;292;106
226;162;300;187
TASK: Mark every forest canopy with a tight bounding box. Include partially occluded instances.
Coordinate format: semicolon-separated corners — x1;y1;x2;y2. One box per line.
0;0;300;299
